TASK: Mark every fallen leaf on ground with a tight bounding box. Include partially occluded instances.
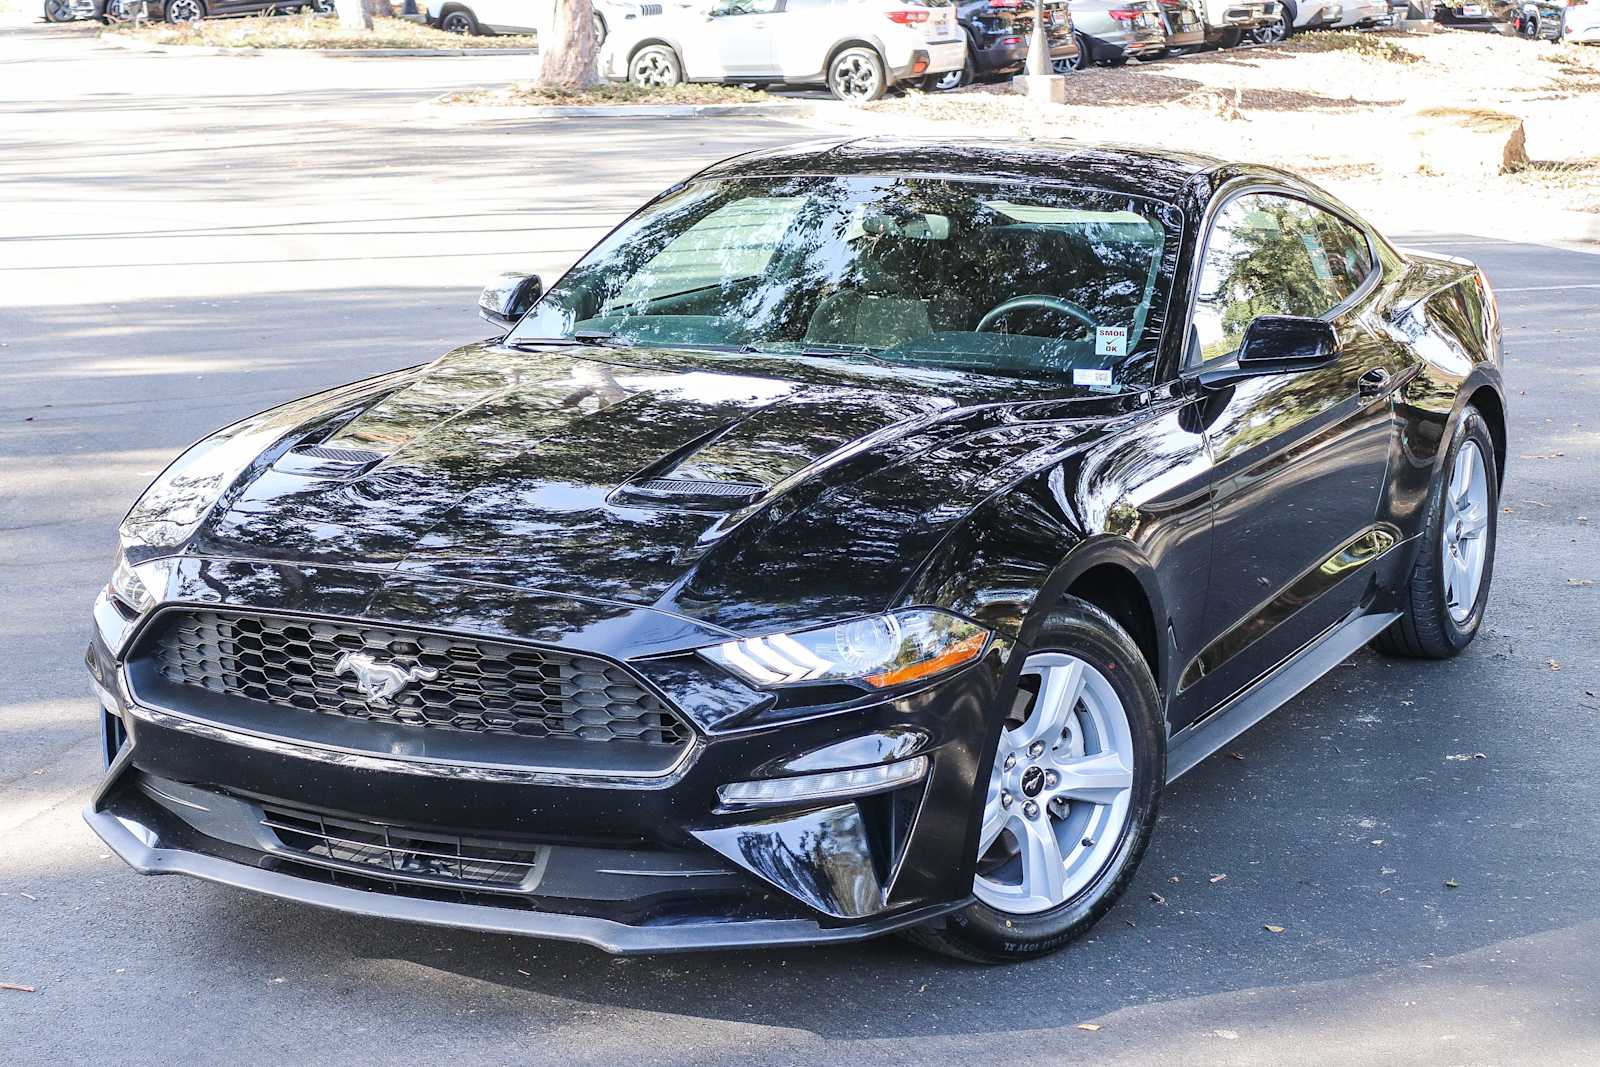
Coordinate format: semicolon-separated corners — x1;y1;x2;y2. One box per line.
1568;579;1594;587
1445;753;1486;761
1150;892;1167;905
1210;874;1227;884
1077;1023;1102;1032
1548;660;1562;671
1444;879;1460;889
1519;452;1565;459
1227;751;1245;761
0;983;36;993
1263;924;1286;933
1169;875;1181;883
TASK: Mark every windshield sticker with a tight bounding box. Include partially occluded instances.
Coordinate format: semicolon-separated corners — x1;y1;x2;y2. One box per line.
1073;368;1114;388
1094;326;1127;357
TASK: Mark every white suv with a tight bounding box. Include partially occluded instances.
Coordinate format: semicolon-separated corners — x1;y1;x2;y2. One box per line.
601;0;965;102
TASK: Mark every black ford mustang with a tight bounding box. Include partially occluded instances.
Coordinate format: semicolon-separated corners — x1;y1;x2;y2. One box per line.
86;138;1505;961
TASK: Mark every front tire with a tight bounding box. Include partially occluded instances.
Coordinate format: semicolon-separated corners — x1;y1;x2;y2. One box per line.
1249;11;1290;42
44;0;77;22
923;39;973;91
163;0;202;21
828;46;886;102
629;44;683;88
905;598;1164;962
1374;406;1498;659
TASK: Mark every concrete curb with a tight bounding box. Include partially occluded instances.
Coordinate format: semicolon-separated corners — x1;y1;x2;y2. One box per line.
99;33;535;56
430;98;822;120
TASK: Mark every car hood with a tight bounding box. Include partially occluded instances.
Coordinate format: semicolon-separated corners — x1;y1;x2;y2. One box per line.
193;343;1109;631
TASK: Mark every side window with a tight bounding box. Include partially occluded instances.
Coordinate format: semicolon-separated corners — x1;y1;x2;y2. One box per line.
1188;193;1373;365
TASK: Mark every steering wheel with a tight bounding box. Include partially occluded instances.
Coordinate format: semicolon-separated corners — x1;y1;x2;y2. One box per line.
976;294;1098;335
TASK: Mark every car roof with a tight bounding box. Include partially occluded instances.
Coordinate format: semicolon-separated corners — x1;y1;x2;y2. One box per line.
693;136;1230;205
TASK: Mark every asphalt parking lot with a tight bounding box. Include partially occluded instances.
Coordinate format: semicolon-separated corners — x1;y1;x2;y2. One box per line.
2;18;1599;1066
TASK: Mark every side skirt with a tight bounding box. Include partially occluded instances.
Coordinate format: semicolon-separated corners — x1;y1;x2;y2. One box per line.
1165;609;1401;783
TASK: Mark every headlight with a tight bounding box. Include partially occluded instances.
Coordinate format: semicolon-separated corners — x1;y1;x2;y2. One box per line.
107;547;158;616
701;608;990;689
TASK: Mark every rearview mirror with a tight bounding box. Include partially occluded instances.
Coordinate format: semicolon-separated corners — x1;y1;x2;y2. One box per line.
1196;315;1338;391
479;272;543;329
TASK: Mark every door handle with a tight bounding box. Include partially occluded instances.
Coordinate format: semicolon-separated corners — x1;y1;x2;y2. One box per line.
1358;367;1391;399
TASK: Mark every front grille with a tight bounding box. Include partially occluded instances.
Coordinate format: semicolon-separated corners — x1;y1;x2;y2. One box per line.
261;805;542;891
147;609;693;748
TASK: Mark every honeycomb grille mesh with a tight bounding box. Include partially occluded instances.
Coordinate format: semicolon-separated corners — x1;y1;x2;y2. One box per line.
148;609;692;748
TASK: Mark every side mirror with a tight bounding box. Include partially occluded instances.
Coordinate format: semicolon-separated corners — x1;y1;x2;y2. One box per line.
1196;315;1338;391
478;272;543;329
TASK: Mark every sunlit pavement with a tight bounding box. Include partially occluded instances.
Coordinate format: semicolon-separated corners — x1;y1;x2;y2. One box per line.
3;19;1599;1066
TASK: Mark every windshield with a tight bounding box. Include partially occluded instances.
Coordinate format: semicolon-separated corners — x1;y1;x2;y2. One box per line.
510;174;1180;387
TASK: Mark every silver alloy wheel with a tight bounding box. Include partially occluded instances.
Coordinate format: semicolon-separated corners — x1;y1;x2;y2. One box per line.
1442;439;1490;623
932;67;963;91
973;652;1136;915
1250;15;1288;41
165;0;200;20
631;49;679;88
831;52;882;101
45;0;75;21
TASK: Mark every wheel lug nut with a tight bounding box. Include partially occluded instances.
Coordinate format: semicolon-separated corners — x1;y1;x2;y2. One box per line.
1003;754;1017;771
1045;770;1059;787
1001;792;1013;808
1027;741;1045;758
1023;801;1040;819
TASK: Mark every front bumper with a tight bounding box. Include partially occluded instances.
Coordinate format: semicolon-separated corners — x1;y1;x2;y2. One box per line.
84;558;1006;952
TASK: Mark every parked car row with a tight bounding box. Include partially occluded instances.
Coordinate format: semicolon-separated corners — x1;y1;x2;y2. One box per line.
596;0;1438;100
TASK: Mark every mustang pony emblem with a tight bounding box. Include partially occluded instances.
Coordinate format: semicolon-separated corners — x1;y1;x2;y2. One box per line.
334;652;439;707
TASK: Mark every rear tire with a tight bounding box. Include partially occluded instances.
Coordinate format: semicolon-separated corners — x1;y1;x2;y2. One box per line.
904;597;1164;962
44;0;77;22
629;44;683;88
828;46;886;102
1374;406;1498;659
439;6;477;33
162;0;202;21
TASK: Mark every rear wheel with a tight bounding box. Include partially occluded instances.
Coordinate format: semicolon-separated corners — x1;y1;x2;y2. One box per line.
44;0;77;22
1374;406;1498;659
629;44;683;88
439;6;477;33
828;46;886;102
904;599;1163;962
163;0;202;21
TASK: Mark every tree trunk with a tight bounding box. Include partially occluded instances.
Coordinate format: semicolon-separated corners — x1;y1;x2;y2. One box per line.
538;0;601;89
335;0;371;30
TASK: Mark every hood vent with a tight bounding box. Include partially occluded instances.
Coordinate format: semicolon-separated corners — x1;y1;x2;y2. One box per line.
273;444;386;479
613;477;764;509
